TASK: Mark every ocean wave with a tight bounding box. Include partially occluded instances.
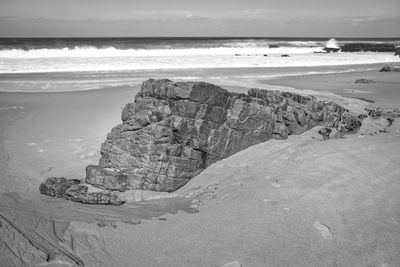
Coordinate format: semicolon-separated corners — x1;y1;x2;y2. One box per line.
0;46;325;59
274;41;322;47
0;106;24;110
0;49;399;74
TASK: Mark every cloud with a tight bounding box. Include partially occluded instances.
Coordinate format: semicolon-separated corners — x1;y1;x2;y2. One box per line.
343;15;400;26
78;8;279;21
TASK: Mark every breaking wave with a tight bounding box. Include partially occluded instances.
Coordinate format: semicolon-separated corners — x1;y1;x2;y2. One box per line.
0;46;325;59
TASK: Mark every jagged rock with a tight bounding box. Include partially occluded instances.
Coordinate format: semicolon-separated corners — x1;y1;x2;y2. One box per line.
39;177;124;205
39;177;80;197
355;79;376;84
358;114;368;120
81;79;354;192
387;117;394;127
318;127;332;140
366;108;400;118
337;112;362;134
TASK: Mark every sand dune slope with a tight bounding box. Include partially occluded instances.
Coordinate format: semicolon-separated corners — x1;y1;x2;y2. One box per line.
70;117;400;266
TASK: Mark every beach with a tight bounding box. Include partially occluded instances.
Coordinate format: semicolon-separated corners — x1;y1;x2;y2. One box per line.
1;64;400;266
1;37;400;266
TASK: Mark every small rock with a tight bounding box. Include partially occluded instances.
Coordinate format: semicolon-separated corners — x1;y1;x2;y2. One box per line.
313;221;333;240
379;65;400;72
357;114;368;120
318;127;332;140
354;79;376;84
271;179;281;188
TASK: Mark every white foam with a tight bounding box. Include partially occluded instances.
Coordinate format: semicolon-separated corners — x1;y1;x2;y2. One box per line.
325;38;340;49
0;46;324;59
0;47;399;74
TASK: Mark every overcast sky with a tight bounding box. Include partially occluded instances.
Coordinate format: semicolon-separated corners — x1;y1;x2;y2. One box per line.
0;0;399;37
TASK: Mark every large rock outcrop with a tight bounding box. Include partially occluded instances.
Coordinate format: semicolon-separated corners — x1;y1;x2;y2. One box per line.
83;79;354;192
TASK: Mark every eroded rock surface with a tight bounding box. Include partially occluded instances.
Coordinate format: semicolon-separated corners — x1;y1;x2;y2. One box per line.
83;79;353;192
39;177;124;205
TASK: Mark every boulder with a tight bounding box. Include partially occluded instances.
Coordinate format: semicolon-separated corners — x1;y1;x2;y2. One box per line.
318;127;332;140
83;79;351;192
39;177;124;205
395;45;400;56
337;112;362;134
379;65;400;72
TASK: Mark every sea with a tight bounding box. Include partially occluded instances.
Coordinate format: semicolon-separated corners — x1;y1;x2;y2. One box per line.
0;37;399;92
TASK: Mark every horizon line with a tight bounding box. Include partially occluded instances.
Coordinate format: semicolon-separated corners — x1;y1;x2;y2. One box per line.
1;36;400;39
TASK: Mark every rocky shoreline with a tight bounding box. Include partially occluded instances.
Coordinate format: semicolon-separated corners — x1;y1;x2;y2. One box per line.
39;79;364;203
340;43;397;53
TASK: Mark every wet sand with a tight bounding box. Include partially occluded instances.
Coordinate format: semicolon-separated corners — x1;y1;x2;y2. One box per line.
262;69;400;108
1;66;400;266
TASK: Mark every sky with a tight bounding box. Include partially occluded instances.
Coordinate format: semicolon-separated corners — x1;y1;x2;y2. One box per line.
0;0;399;37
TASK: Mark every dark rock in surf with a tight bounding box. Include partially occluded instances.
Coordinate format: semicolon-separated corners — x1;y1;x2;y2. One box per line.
341;43;395;52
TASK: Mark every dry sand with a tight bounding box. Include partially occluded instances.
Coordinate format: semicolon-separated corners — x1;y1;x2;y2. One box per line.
1;68;400;266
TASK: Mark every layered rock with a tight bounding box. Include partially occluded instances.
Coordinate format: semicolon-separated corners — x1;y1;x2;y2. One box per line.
83;79;355;192
39;177;124;205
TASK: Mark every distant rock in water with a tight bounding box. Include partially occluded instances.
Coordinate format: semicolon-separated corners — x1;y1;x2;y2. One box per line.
269;44;280;48
79;79;358;192
355;79;376;84
340;43;395;52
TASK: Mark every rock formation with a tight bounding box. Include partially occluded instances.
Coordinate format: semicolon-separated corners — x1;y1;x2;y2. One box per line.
317;111;363;140
354;79;376;84
379;65;400;72
38;79;362;197
340;43;395;52
39;177;124;205
81;79;358;192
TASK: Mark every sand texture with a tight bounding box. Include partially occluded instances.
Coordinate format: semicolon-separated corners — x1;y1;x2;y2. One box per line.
1;68;400;266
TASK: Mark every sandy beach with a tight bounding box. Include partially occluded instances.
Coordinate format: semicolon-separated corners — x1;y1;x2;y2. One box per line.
1;65;400;266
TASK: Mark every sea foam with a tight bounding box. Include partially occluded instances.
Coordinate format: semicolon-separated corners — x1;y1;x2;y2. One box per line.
0;46;324;58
